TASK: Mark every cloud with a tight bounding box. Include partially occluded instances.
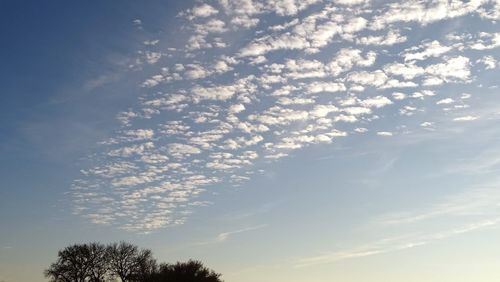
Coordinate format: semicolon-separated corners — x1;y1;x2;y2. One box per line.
469;32;500;50
391;92;406;100
377;131;393;136
108;142;154;157
453;115;479;121
371;0;488;30
190;4;219;19
72;0;500;232
123;129;154;140
191;85;237;101
296;186;500;267
436;98;454;105
383;62;424;80
295;218;500;267
215;224;267;242
403;40;452;61
423;56;471;85
306;82;346;94
218;0;321;29
420;121;434;127
477;55;498;69
194;224;268;245
168;143;201;158
361;96;393;108
356;29;407;46
237;8;373;57
347;70;388;88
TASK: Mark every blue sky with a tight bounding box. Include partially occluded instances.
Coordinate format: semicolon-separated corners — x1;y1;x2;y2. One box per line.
1;0;500;281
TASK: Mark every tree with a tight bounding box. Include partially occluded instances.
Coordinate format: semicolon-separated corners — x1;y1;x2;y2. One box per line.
146;260;223;282
46;242;223;282
107;242;157;282
44;242;108;282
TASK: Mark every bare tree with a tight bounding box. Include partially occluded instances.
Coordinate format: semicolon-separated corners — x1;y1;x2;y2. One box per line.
106;241;157;282
44;243;108;282
46;242;221;282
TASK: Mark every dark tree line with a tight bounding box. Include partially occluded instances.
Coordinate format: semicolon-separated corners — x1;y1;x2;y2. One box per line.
45;242;223;282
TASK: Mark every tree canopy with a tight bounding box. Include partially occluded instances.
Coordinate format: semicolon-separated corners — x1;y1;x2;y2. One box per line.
45;242;108;282
45;242;223;282
145;261;222;282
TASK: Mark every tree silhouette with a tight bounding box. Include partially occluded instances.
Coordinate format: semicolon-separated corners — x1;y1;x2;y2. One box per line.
45;242;108;282
107;241;157;282
45;242;223;282
146;260;223;282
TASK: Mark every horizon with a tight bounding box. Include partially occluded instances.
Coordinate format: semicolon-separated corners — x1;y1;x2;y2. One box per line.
1;0;500;281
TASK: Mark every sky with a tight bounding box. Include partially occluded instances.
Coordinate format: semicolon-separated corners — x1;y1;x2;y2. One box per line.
1;0;500;281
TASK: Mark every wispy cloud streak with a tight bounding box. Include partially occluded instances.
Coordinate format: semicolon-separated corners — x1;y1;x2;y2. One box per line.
296;184;500;267
295;218;500;267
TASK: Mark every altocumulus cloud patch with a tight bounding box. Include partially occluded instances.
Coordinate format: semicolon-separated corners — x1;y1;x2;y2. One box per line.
71;0;500;232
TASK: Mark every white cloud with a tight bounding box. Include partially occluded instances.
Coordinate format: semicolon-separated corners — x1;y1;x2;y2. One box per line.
197;19;228;34
377;131;393;136
403;40;452;61
354;127;368;133
191;85;236;101
266;0;322;16
123;129;154;141
361;96;393;108
343;107;371;116
185;18;228;50
185;64;210;79
108;142;154;157
383;62;424;80
140;153;169;164
356;29;407;46
306;82;346;94
142;74;166;88
73;0;499;232
168;143;201;158
191;4;219;19
310;104;339;118
335;0;369;5
238;11;372;57
208;224;267;243
477;55;498;69
424;56;471;85
329;48;377;76
347;70;388;88
229;103;246;114
144;39;159;46
371;0;488;30
144;51;162;64
461;93;472;100
453;115;479;121
238;33;310;57
436;98;454;105
392;92;407;100
469;32;500;50
278;97;315;105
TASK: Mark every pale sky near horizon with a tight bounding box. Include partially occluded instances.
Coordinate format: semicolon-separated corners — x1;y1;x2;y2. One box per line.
1;0;500;281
